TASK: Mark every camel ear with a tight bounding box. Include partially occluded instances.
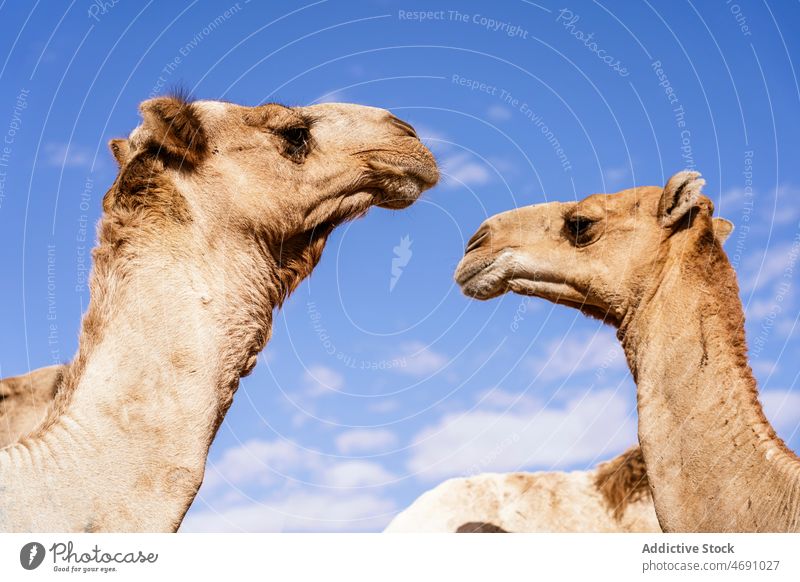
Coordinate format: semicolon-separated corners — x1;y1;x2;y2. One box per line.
108;139;130;167
658;171;710;228
138;96;207;167
712;217;734;244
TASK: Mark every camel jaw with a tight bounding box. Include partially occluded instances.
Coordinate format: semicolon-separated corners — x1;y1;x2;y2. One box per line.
367;142;440;210
456;251;604;316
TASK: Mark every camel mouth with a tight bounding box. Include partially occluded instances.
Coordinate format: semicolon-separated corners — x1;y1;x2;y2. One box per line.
370;139;439;210
454;252;509;300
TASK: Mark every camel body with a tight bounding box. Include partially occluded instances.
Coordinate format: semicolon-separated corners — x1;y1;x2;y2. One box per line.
386;446;659;532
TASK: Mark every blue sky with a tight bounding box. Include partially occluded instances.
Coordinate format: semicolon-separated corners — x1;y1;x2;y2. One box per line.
0;0;798;532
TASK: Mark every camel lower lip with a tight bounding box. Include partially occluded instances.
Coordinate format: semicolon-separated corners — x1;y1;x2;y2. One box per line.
377;199;414;210
455;256;496;287
454;254;503;300
375;168;437;209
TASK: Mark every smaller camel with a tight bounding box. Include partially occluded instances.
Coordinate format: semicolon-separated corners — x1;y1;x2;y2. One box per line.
385;446;659;532
455;171;800;532
0;366;63;448
388;209;736;533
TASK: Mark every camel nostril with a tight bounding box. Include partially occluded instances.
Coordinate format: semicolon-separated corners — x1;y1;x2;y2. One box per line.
388;115;418;139
465;225;490;254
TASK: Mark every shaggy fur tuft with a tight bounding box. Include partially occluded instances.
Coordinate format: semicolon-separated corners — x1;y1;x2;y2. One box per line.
139;94;208;169
595;446;651;520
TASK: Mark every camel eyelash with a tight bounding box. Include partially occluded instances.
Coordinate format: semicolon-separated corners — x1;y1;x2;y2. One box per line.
564;214;597;243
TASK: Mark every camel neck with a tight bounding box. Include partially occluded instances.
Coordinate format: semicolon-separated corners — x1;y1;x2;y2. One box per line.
621;235;800;531
0;221;275;532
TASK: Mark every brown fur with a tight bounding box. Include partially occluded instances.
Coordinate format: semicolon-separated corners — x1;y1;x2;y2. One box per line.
103;154;192;223
595;446;651;520
138;95;208;169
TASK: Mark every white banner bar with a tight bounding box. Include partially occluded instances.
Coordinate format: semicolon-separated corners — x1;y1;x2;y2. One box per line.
1;533;799;581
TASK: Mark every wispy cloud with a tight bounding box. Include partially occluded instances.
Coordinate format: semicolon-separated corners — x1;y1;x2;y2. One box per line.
322;460;396;488
393;341;448;376
44;142;94;168
604;165;629;185
761;389;800;440
441;152;492;190
474;386;540;413
303;364;344;396
201;438;308;492
487;104;512;121
336;428;398;453
182;490;395;532
739;242;795;294
406;388;636;481
188;436;399;532
527;329;626;381
313;89;348;104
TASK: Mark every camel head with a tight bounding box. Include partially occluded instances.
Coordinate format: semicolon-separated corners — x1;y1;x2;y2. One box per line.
455;171;733;325
104;95;438;303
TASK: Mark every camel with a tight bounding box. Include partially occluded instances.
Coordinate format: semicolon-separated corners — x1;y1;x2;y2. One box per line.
0;366;63;448
386;446;659;532
0;94;438;532
454;170;800;532
388;206;736;533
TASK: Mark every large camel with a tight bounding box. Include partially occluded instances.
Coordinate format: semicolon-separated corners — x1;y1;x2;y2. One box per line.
386;446;659;532
0;95;437;532
454;170;800;532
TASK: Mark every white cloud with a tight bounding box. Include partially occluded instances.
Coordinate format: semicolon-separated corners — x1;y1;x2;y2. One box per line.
604;166;629;184
487;104;512;121
193;436;400;531
313;89;347;104
182;490;395;532
441;152;492;190
475;386;540;413
761;389;800;439
414;124;449;145
393;341;448;376
322;460;396;488
44;143;93;168
527;329;626;381
406;388;637;481
303;364;344;396
750;359;777;379
201;438;306;492
336;428;398;453
740;242;794;293
720;184;800;228
367;398;400;413
774;185;800;225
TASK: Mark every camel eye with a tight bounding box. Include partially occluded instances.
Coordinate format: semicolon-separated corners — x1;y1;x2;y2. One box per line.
281;127;309;151
565;216;596;245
